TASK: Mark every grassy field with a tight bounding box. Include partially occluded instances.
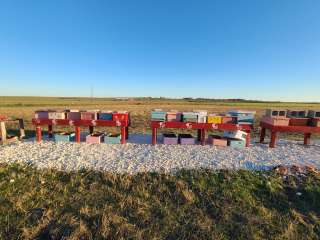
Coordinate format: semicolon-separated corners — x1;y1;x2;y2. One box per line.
1;96;320;139
1;97;320;239
0;164;319;239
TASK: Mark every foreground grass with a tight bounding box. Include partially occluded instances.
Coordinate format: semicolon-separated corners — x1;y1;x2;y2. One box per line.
0;164;320;239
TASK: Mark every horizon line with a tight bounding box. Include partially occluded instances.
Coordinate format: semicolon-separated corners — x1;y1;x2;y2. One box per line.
1;95;319;104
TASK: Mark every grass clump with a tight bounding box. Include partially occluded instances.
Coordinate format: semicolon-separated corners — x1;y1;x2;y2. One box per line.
0;164;319;239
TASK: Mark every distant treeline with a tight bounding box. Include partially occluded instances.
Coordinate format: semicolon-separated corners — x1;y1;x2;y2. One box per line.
134;97;282;103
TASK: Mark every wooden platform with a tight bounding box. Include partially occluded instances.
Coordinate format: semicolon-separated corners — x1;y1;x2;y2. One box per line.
260;121;320;148
0;118;25;144
32;118;130;144
150;121;252;146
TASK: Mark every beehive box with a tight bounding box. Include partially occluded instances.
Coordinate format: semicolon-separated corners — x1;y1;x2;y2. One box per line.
182;112;198;123
35;110;49;119
228;139;246;148
104;133;121;144
265;109;287;118
151;110;166;121
48;111;66;120
65;109;80;112
228;110;255;124
308;110;320;118
113;111;129;122
54;132;75;142
178;134;195;145
86;133;104;143
208;135;228;147
163;133;178;144
99;111;113;120
197;115;207;123
67;112;81;120
194;110;207;123
261;116;289;126
310;118;320;127
207;115;222;124
81;112;98;120
221;116;237;124
287;110;307;118
166;112;182;122
289;118;309;126
223;130;247;141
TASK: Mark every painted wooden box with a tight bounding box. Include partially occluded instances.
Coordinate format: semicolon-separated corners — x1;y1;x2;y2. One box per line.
178;134;195;145
35;111;49;119
67;112;81;120
223;130;247;141
113;111;129;122
182;112;198;123
163;133;178;144
308;110;320;118
289;118;309;126
265;109;287;118
197;115;207;123
86;133;104;143
207;115;222;124
104;133;121;144
287;110;307;118
194;110;207;123
81;112;98;120
48;111;66;120
166;112;182;122
99;111;113;120
228;110;255;124
65;109;80;112
221;116;237;124
310;118;320;127
208;135;228;147
228;139;246;148
151;110;167;121
54;132;75;142
261;116;289;126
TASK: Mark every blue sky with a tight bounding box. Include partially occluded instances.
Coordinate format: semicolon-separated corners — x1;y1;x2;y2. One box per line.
0;0;319;101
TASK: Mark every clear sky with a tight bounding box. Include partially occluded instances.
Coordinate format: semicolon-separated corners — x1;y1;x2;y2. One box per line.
0;0;319;101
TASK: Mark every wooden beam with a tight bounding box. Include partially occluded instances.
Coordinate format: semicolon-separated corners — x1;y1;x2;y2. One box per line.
18;119;26;139
0;121;7;144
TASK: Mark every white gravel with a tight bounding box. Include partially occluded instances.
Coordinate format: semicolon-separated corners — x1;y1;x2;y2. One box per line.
0;134;319;173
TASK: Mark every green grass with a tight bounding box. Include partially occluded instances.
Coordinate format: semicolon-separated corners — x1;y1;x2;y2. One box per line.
0;164;320;239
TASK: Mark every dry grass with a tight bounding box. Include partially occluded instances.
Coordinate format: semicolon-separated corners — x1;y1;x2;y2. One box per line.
0;163;320;239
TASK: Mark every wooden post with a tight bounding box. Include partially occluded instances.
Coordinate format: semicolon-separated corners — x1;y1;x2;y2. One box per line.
18;119;25;139
121;127;126;144
48;125;53;138
0;121;7;144
197;129;201;141
36;126;42;142
200;129;206;146
125;127;129;140
304;133;311;145
152;127;157;145
245;130;251;147
89;126;94;134
260;128;266;143
270;131;277;148
75;126;81;143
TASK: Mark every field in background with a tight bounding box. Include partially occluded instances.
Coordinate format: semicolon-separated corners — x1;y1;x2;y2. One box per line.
1;96;320;139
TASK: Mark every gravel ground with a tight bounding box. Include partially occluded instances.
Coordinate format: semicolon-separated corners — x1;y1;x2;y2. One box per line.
0;134;319;173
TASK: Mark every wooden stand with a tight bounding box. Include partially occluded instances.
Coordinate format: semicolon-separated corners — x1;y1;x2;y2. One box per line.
32;119;130;144
260;121;320;148
151;121;252;147
0;118;25;144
